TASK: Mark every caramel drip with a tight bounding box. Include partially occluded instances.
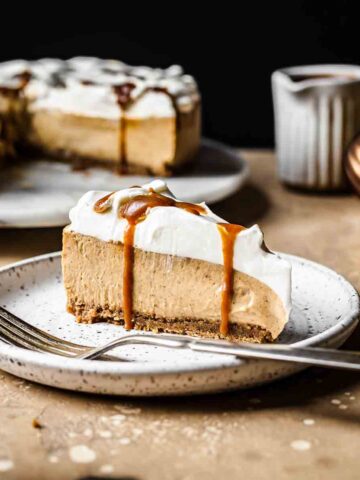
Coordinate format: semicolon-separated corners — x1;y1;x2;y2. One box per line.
13;70;32;90
113;83;136;174
112;84;181;174
93;191;205;330
217;224;246;336
0;71;31;98
0;71;30;98
93;192;114;213
122;222;136;329
81;79;95;86
0;87;21;99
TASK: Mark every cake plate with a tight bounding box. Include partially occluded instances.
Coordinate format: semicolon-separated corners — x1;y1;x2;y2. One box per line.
0;139;249;228
0;252;358;396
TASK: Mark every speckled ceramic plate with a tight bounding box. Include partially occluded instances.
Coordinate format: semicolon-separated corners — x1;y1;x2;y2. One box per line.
0;138;248;228
0;253;358;396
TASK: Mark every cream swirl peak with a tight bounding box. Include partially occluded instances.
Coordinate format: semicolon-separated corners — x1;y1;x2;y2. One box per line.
68;180;292;323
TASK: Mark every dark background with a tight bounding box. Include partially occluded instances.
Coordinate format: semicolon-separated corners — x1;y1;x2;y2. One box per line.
1;1;358;147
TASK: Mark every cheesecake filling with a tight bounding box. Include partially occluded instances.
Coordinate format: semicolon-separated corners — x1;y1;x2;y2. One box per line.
68;180;292;336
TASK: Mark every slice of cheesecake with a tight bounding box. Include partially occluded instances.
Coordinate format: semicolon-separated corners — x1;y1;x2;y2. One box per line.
0;57;200;175
62;180;292;343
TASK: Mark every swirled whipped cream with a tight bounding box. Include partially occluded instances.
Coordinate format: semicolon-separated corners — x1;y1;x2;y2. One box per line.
0;57;199;119
68;180;292;317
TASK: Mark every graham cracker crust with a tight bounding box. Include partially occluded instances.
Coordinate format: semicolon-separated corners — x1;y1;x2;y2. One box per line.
68;302;273;344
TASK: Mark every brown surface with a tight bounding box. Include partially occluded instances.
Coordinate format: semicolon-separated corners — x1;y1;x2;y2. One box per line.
0;150;360;480
62;230;284;342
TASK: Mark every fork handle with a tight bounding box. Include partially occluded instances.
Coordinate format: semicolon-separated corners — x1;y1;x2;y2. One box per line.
77;334;360;370
188;341;360;371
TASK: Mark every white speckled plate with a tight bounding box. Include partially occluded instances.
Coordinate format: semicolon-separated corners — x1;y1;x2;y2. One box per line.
0;138;248;228
0;252;358;396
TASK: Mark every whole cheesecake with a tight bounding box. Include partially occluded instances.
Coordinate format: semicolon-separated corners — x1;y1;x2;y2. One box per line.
0;57;200;175
62;180;292;343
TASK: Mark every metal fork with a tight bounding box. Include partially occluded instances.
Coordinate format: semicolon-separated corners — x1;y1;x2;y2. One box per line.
0;306;191;360
0;305;91;357
1;305;360;370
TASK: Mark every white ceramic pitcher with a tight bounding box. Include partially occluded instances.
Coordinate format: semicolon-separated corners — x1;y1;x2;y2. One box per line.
272;65;360;191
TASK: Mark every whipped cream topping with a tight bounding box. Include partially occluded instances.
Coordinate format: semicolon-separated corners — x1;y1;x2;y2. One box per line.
0;57;199;119
68;180;292;317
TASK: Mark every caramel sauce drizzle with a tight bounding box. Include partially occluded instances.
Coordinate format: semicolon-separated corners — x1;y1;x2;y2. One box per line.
117;191;206;222
14;71;32;89
122;222;136;329
93;191;246;334
113;83;136;174
112;84;181;175
217;224;246;336
93;192;115;213
0;70;32;97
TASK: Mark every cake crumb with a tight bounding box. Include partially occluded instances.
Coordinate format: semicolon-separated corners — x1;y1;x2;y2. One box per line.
291;440;312;451
69;445;96;464
303;418;315;426
111;414;126;423
32;418;43;429
119;437;131;445
48;455;59;464
0;459;14;472
115;406;141;415
331;399;341;405
100;464;114;474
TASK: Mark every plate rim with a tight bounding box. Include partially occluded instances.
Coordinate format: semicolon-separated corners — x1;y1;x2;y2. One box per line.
0;251;358;377
0;138;249;229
